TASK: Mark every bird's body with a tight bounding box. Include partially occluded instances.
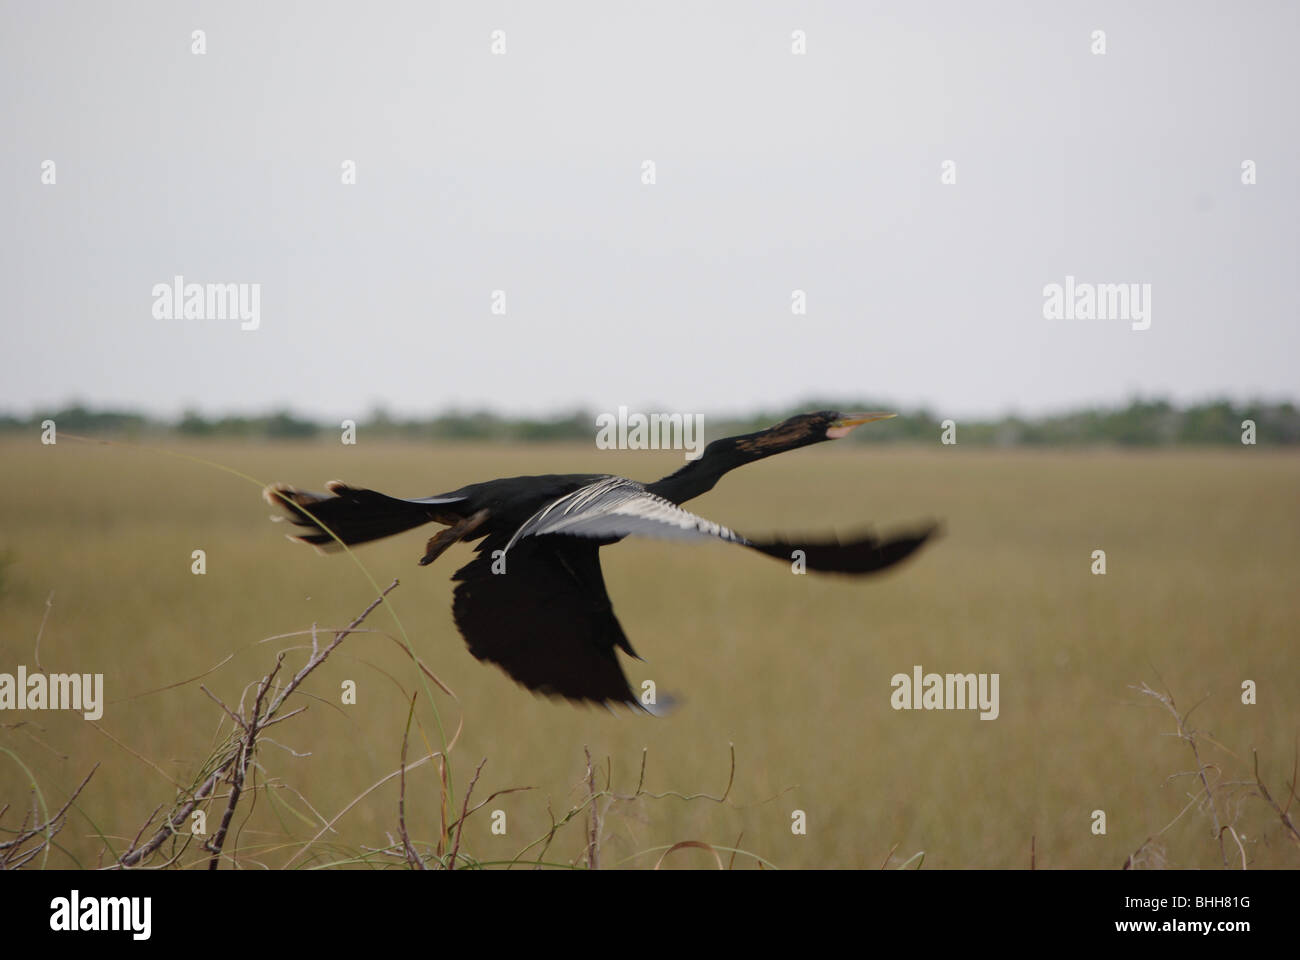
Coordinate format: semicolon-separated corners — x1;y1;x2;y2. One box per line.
265;411;936;708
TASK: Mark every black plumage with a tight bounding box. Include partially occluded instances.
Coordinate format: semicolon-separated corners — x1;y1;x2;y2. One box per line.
265;410;936;708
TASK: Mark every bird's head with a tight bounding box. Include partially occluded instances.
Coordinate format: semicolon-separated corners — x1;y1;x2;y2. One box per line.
734;410;897;456
782;409;898;441
820;410;897;439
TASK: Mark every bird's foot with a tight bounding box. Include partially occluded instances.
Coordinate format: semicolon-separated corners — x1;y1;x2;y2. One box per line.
419;509;489;566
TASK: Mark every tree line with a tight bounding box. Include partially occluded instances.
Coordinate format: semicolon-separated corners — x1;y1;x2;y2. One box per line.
3;398;1296;446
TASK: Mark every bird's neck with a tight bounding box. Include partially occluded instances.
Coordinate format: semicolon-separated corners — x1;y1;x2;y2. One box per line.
646;429;815;504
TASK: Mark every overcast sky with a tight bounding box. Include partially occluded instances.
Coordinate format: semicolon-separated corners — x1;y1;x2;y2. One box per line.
1;1;1296;420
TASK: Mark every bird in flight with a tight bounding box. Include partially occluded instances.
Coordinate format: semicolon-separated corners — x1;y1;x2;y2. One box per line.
264;411;936;709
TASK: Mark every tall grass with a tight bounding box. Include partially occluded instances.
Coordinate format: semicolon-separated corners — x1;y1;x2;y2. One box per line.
1;437;1298;867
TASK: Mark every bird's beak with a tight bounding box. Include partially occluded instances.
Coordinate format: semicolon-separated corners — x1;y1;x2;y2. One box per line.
827;412;896;438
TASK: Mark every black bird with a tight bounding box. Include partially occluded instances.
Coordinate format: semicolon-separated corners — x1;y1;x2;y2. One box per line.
264;411;936;708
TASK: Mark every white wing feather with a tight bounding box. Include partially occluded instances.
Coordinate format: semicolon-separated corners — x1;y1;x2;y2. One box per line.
505;476;748;552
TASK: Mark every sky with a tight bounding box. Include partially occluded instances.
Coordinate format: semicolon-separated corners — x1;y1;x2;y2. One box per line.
1;0;1297;421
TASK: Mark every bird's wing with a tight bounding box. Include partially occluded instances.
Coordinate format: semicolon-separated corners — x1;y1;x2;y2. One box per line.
449;479;937;705
742;526;940;574
504;476;939;576
504;476;749;552
451;535;643;707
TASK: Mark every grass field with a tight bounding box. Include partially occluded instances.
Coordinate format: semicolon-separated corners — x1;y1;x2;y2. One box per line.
1;436;1297;869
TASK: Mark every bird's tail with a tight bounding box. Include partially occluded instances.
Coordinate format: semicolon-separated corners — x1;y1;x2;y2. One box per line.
263;481;438;551
745;522;940;575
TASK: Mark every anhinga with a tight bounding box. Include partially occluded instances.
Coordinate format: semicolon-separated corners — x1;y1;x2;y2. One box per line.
264;411;936;708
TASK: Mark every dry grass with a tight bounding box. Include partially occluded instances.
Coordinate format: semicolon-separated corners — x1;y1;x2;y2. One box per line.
1124;679;1300;870
1;437;1297;868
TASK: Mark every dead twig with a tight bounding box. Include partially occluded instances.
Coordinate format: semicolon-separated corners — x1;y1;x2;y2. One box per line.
585;746;600;870
0;763;98;869
398;694;425;869
204;656;282;869
1132;681;1228;867
448;758;488;870
1253;749;1300;847
118;580;398;869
